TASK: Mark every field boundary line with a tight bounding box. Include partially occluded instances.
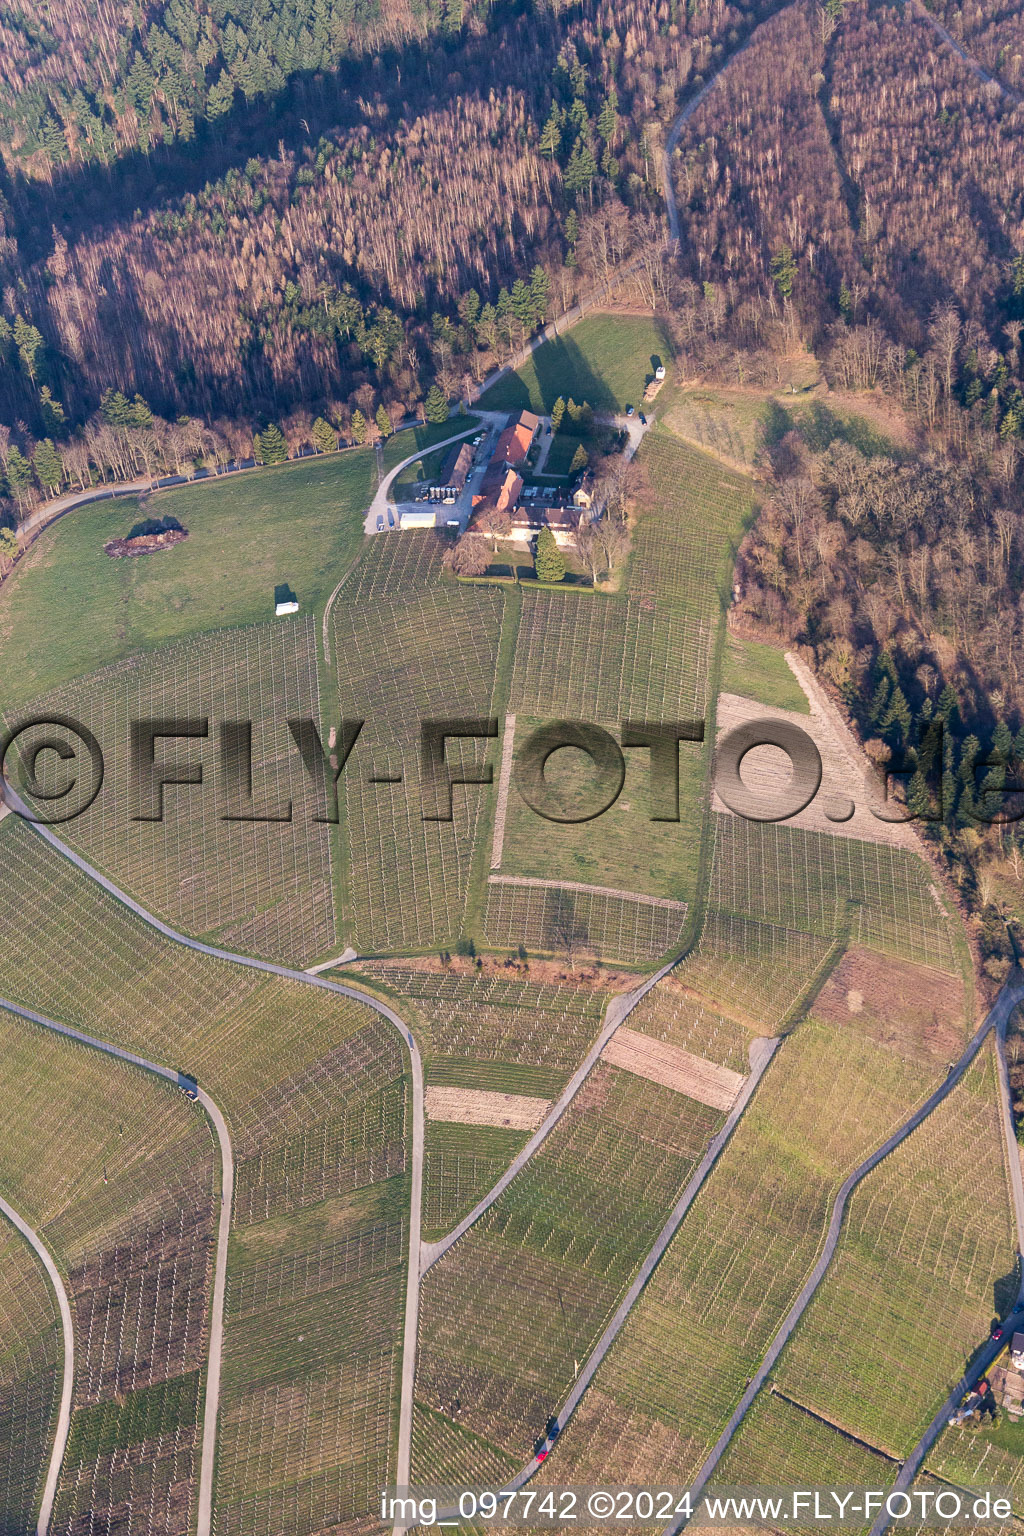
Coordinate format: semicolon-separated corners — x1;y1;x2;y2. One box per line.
661;974;1024;1536
1;786;425;1533
419;953;679;1275
0;1186;75;1536
426;1033;781;1519
489;715;517;870
487;874;687;911
865;975;1024;1535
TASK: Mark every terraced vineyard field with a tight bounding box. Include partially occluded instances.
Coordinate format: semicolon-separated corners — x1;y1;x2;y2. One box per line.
0;817;412;1530
416;1063;727;1470
532;1021;940;1487
0;1226;62;1532
716;1389;894;1495
0;1007;216;1536
776;1046;1014;1455
508;435;753;724
359;966;607;1090
482;880;687;967
8;615;335;964
709;816;961;975
626;979;756;1071
679;910;835;1030
331;536;507;951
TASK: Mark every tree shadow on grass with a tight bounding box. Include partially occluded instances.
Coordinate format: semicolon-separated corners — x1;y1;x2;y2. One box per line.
482;332;616;416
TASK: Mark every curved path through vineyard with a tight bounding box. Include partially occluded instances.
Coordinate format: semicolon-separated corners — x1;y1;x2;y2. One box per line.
657;975;1024;1535
0;1186;75;1536
421;956;679;1275
1;783;424;1535
0;995;233;1536
865;978;1024;1535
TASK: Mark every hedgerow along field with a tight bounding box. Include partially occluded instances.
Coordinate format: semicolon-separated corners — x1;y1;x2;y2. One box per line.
0;447;375;712
478;312;671;416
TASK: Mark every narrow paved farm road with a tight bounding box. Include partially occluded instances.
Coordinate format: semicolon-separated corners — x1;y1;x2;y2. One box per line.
0;1187;75;1536
487;1035;781;1500
865;973;1024;1536
420;955;679;1275
3;789;425;1532
661;38;756;247
0;995;234;1536
661;976;1024;1535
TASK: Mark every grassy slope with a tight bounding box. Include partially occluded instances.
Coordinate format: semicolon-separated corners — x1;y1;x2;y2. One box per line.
0;448;374;710
665;387;907;469
380;415;479;475
722;634;811;712
478;313;671;415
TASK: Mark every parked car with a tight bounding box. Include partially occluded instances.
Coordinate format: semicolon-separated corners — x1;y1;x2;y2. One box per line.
626;404;635;417
639;412;647;424
376;514;384;531
387;509;395;528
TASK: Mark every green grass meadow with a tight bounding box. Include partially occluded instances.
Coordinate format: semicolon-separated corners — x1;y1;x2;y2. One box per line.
0;447;374;709
479;313;671;416
721;634;810;712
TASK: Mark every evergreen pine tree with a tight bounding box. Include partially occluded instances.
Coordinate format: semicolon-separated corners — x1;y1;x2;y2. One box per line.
550;397;566;433
6;447;33;500
868;675;891;727
570;443;588;473
937;682;958;725
597;87;619;144
539;103;562;159
880;685;911;737
375;404;392;439
535;526;565;583
424;385;449;424
311;416;336;453
255;422;288;463
38;387;66;437
529;265;551;324
770;244;797;301
564;134;597;197
351;409;367;443
907;769;935;821
32;438;64;492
